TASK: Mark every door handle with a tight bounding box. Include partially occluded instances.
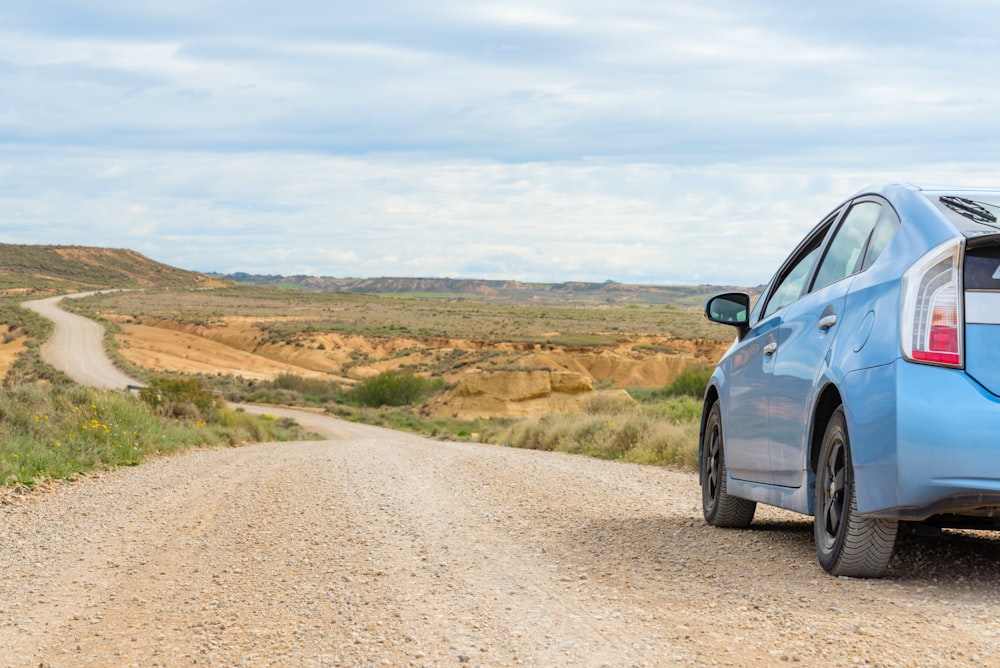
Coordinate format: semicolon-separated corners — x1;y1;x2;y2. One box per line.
818;314;838;331
763;342;777;356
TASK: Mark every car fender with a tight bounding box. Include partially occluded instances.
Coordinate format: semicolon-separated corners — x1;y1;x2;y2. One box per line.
839;362;900;515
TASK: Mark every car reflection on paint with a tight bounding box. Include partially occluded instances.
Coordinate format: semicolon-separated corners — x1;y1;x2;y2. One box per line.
700;183;1000;577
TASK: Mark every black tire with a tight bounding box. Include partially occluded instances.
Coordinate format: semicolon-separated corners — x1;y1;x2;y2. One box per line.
702;402;756;528
814;407;898;577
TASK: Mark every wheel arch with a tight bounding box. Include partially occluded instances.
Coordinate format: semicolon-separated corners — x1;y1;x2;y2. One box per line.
809;384;844;476
699;384;721;485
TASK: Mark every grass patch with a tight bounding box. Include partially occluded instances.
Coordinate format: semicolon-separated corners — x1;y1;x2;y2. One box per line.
323;388;703;469
473;395;702;467
0;382;310;488
214;374;339;407
207;368;704;469
627;366;713;402
77;285;735;344
211;370;444;410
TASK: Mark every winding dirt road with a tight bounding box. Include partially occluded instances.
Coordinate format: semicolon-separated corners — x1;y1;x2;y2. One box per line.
3;297;1000;666
24;294;141;390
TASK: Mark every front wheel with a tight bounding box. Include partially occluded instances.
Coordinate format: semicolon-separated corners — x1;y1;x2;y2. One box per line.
702;402;756;528
814;407;898;577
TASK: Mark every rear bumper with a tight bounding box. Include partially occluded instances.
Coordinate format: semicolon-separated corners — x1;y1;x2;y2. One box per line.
849;359;1000;520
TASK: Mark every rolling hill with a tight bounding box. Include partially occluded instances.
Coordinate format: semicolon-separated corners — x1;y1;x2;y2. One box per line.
0;244;230;293
215;273;749;308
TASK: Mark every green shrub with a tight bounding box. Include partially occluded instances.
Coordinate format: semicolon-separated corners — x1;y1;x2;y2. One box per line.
139;376;223;421
664;366;713;398
345;370;443;408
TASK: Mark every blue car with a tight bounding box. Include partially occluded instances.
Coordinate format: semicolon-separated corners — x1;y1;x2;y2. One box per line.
700;183;1000;577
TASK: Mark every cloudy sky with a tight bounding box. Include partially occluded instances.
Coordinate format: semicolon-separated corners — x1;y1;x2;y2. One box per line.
2;1;998;286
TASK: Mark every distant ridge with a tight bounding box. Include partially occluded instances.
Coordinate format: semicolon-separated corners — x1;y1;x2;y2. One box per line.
0;244;230;292
216;273;747;307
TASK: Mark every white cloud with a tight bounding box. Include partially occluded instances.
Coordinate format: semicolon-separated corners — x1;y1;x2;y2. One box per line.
5;146;996;285
2;1;1000;285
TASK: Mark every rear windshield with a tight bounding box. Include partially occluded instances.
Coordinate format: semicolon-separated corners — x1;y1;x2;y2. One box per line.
933;194;1000;235
966;244;1000;290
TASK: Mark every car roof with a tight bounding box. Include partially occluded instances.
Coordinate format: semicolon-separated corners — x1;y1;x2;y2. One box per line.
853;182;1000;242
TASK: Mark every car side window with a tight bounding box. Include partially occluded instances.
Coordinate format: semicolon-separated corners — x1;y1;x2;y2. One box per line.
762;242;823;319
748;290;765;324
860;207;899;270
812;201;882;291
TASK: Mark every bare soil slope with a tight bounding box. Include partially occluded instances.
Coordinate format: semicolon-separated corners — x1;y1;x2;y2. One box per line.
0;325;26;379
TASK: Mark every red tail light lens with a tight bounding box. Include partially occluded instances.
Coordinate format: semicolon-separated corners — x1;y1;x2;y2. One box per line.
900;240;964;368
927;325;958;356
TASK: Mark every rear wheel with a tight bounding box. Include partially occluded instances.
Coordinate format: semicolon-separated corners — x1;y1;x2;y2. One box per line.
814;407;898;577
702;402;756;527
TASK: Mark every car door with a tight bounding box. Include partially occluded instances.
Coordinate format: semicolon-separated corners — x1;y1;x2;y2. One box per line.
767;199;888;486
721;221;831;484
720;316;780;483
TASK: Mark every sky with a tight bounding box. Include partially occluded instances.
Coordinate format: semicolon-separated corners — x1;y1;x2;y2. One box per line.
2;1;1000;286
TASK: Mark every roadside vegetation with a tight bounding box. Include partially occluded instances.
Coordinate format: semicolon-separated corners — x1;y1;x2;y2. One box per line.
209;367;711;469
221;369;444;409
0;289;310;489
0;379;307;488
479;392;702;467
325;392;704;468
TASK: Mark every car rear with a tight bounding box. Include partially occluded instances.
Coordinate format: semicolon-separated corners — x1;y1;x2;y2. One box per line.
882;191;1000;523
964;242;1000;396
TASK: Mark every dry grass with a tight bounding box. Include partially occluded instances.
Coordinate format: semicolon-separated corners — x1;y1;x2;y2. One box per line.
358;398;702;468
73;285;735;344
472;395;702;468
0;243;226;292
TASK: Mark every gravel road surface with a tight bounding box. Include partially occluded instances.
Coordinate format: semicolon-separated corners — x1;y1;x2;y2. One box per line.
3;413;1000;667
4;297;1000;666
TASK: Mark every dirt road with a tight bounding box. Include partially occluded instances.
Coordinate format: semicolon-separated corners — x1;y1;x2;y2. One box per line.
23;294;141;390
3;298;1000;666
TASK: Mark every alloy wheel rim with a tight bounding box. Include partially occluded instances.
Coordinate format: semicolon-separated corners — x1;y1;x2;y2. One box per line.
822;437;846;541
707;426;721;502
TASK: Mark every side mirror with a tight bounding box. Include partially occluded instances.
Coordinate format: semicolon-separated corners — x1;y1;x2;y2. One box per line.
704;292;751;330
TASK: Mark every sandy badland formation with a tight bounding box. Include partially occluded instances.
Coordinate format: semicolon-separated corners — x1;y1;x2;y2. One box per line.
0;325;26;377
0;244;734;417
106;316;729;417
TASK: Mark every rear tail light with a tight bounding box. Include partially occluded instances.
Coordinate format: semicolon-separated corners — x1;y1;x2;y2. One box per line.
900;239;964;368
